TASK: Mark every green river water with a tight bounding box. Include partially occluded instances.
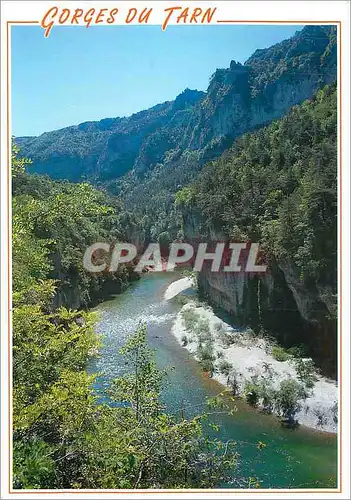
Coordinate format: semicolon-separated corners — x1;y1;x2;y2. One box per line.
87;271;337;489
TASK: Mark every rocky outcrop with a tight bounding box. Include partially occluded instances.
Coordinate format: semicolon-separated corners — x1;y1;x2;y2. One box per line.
17;26;336;189
196;261;336;376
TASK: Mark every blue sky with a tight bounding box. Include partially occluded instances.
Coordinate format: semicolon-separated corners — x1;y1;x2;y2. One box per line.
12;24;301;137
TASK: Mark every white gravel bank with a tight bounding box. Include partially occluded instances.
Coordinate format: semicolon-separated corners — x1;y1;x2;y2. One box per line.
170;297;338;434
164;276;194;301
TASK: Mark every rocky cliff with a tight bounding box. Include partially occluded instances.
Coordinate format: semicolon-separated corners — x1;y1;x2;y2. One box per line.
196;259;336;378
17;26;336;192
181;83;337;378
16;93;204;182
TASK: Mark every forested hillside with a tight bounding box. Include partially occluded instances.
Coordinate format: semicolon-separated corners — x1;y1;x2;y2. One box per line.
17;25;336;241
16;89;205;182
12;146;237;489
178;84;337;375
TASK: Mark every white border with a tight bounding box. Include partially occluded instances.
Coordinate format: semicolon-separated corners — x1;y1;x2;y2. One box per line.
1;1;350;499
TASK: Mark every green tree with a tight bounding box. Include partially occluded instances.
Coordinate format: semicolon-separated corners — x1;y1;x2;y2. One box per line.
275;379;306;426
12;147;237;489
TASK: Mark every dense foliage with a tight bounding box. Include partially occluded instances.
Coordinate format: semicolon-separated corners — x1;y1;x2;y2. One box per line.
12;147;237;489
13;157;140;308
186;84;337;309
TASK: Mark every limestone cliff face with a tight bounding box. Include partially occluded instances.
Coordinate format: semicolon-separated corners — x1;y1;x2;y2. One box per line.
17;25;337;374
119;25;337;219
184;62;251;149
182;26;336;151
182;212;337;378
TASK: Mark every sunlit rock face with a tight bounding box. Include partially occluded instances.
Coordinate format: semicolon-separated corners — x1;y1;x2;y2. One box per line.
181;208;337;379
17;25;337;376
17;26;336;186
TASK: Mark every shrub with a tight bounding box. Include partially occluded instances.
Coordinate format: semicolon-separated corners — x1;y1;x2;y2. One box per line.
275;379;306;426
201;358;215;377
197;342;215;376
331;401;338;424
195;319;211;342
261;361;275;378
286;345;307;358
294;358;318;389
258;380;276;414
228;369;240;396
181;335;188;347
176;295;189;306
198;342;214;361
271;345;291;362
175;186;195;207
221;332;237;348
181;269;196;280
181;308;199;331
218;360;233;377
313;407;328;427
244;379;260;407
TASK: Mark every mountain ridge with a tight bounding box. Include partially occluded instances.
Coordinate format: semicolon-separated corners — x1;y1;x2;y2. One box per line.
17;25;337;239
17;25;336;183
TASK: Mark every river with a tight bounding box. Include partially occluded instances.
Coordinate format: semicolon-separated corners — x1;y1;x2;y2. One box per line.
87;271;337;489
